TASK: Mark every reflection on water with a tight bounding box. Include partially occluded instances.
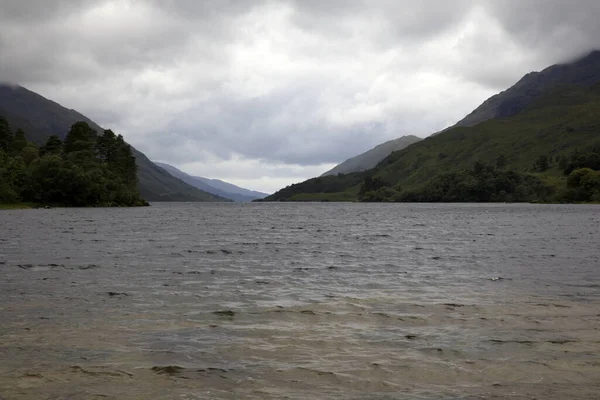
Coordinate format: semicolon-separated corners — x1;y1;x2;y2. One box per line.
1;203;599;399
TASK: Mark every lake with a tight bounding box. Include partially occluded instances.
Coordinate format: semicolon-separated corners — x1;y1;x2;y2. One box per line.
1;203;599;399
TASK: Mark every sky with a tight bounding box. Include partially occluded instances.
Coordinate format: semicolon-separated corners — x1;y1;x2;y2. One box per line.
1;0;599;193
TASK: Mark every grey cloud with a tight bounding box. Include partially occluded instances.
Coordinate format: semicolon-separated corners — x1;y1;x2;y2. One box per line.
0;1;98;21
0;0;251;85
158;90;387;166
446;0;600;90
0;0;598;192
488;0;600;55
289;0;476;43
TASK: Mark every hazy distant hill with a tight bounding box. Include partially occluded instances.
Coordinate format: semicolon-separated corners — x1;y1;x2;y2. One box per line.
154;162;268;202
262;51;600;202
321;135;421;176
0;84;228;202
192;176;268;200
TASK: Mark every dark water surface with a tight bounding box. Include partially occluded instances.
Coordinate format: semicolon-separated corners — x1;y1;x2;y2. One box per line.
1;203;599;399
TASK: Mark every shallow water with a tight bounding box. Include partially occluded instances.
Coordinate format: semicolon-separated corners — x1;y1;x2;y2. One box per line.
1;202;599;399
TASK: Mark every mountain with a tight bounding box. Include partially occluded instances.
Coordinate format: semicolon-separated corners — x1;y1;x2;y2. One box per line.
192;176;268;200
263;51;600;202
154;162;268;202
321;135;421;176
453;50;600;128
0;84;228;202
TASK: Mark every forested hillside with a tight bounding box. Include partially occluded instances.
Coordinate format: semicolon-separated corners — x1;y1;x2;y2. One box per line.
0;84;227;202
263;84;600;203
0;118;148;206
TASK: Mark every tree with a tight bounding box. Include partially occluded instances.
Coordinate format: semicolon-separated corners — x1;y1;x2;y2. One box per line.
0;148;18;202
358;176;392;201
565;168;600;202
12;128;28;153
473;161;485;175
97;130;138;188
558;155;568;171
20;143;39;166
562;148;600;174
4;156;27;198
0;117;13;152
40;135;62;156
63;122;97;164
496;154;507;169
359;176;388;195
112;134;137;188
96;129;117;162
0;118;146;207
534;154;549;172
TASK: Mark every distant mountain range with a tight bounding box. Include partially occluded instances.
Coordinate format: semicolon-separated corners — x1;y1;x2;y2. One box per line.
154;162;268;202
321;135;422;176
0;84;228;202
262;50;600;202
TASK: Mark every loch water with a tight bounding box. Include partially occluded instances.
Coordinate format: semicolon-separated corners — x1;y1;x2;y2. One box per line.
1;203;599;399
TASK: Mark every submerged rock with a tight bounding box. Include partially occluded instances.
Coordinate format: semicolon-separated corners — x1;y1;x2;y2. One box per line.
151;365;184;375
443;303;465;308
107;291;129;297
213;310;235;317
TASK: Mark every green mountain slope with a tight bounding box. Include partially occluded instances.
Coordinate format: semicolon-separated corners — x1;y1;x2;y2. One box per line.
454;50;600;128
321;135;421;176
263;51;600;203
263;83;600;202
0;84;227;202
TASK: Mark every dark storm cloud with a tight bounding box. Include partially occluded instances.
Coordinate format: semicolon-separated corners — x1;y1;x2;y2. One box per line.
0;0;598;191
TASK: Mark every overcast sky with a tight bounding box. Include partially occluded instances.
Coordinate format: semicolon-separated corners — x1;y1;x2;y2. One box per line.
1;0;598;193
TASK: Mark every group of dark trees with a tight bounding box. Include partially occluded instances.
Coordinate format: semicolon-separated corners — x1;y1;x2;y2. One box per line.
359;163;552;203
559;147;600;202
560;147;600;175
396;163;553;202
358;148;600;203
0;117;147;206
532;148;600;175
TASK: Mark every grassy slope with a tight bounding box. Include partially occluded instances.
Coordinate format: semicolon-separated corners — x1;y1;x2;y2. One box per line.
264;84;600;201
321;135;422;176
454;50;600;128
377;85;600;188
260;171;366;201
